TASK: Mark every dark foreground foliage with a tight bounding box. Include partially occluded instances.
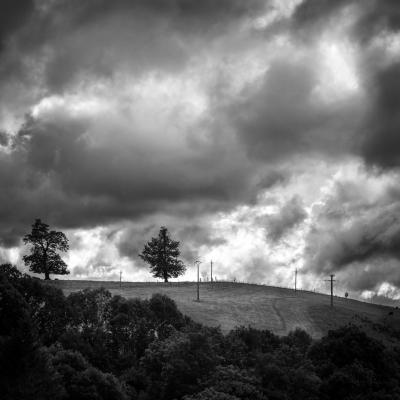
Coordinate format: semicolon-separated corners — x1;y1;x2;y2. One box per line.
1;264;400;400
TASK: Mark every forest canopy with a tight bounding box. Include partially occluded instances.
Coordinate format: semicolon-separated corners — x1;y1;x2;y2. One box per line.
1;263;400;400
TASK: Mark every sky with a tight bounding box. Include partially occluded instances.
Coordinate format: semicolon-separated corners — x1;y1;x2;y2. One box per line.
1;0;400;304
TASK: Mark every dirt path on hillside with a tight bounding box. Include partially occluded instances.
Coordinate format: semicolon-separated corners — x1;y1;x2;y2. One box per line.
272;298;287;332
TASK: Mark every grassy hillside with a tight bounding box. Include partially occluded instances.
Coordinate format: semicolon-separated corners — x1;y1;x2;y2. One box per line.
51;280;400;338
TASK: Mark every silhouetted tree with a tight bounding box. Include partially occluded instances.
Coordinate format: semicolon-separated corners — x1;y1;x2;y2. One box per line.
23;219;69;280
139;226;186;282
0;263;22;281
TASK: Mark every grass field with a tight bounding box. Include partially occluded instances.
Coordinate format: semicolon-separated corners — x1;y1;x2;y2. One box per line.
51;280;400;339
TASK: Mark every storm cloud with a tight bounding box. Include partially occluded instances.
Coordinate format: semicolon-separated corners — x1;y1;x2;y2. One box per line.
293;0;400;170
294;0;400;41
303;168;400;293
1;1;400;300
0;0;34;51
266;196;307;242
306;204;400;272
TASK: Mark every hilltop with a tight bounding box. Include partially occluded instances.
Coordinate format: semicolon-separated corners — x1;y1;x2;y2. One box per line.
52;280;400;339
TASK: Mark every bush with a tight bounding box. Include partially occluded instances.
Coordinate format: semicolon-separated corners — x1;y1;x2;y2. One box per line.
49;348;128;400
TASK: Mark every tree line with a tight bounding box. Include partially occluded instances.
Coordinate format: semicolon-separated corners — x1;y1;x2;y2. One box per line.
1;265;400;400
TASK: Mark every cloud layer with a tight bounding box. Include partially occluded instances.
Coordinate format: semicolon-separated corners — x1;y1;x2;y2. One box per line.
1;0;400;301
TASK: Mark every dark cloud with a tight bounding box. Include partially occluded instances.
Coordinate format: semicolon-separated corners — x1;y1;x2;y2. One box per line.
117;224;158;267
338;259;400;293
360;62;400;168
293;0;350;27
178;225;227;248
292;0;400;171
327;207;400;268
0;107;260;247
355;0;400;42
3;0;268;93
232;60;318;160
60;0;268;29
255;170;289;191
0;0;34;51
177;224;227;262
228;57;361;163
0;0;273;140
0;131;9;147
0;226;25;248
304;174;400;293
266;196;307;242
293;0;400;42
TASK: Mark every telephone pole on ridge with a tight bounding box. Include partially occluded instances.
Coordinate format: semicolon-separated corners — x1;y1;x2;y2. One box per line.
210;260;213;283
195;260;201;301
119;270;122;289
294;269;297;293
324;274;336;307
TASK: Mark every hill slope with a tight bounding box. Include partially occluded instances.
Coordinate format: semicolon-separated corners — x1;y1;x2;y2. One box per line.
52;280;400;338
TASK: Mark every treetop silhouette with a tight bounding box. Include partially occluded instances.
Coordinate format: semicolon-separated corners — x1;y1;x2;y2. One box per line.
23;218;69;280
139;226;186;282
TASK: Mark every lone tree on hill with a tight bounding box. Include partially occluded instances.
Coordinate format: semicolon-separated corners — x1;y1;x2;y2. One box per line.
23;219;69;280
139;226;186;282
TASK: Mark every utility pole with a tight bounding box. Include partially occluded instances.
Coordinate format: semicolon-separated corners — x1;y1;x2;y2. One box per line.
294;269;297;293
120;270;122;289
210;260;213;283
195;260;201;301
324;274;336;307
